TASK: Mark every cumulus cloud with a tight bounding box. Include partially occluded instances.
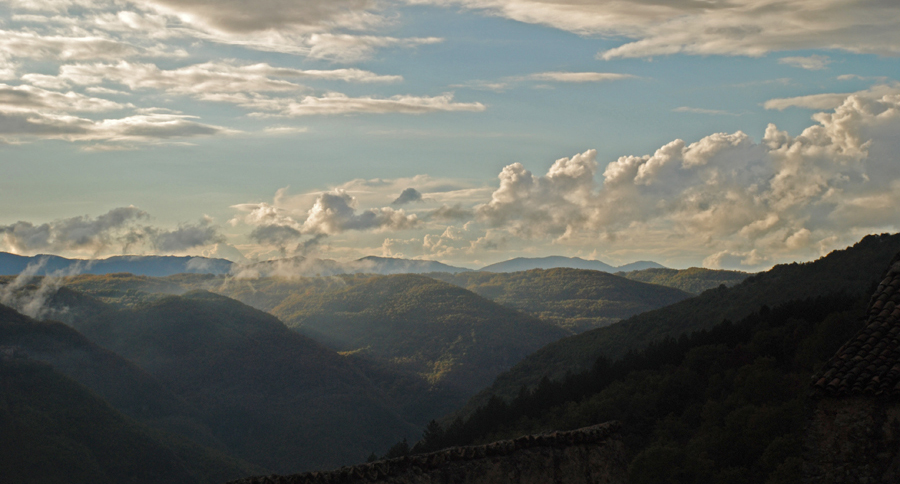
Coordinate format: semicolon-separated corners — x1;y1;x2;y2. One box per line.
468;89;900;268
231;187;421;257
429;204;474;221
779;55;831;71
302;191;418;235
148;216;225;252
0;207;148;254
411;0;900;60
0;208;230;258
391;188;424;205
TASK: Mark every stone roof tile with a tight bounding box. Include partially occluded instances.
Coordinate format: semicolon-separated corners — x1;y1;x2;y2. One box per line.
812;253;900;398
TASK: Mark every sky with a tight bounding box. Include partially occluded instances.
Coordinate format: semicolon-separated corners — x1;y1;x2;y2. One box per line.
1;0;899;270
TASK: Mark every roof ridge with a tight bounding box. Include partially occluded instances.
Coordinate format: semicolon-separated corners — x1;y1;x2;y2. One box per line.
812;251;900;398
227;421;621;484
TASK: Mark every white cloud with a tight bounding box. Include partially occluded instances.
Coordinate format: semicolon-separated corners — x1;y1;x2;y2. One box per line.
239;92;486;117
0;109;232;144
231;186;422;255
0;207;228;256
466;90;900;269
764;82;900;110
0;206;148;254
522;71;634;83
305;34;443;63
301;191;418;235
0;81;181;143
779;55;832;70
46;61;401;95
411;0;900;60
139;0;379;34
673;106;737;116
0;82;130;112
0;28;140;61
147;216;225;252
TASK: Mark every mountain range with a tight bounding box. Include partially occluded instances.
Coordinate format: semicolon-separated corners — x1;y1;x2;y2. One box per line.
0;252;671;278
479;256;665;273
0;252;233;277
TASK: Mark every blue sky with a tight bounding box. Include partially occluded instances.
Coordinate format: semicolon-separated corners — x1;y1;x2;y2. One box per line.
1;0;899;270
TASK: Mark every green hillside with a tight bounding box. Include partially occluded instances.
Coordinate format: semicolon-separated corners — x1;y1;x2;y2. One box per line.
460;232;900;410
616;267;750;294
66;291;417;473
429;268;692;332
265;274;569;397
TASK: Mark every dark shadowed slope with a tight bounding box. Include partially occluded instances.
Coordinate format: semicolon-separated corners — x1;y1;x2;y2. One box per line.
67;291;417;474
429;268;692;333
0;300;227;451
0;304;260;484
616;267;750;294
464;233;900;407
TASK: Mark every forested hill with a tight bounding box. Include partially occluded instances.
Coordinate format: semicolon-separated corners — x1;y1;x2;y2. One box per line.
410;293;868;483
616;267;750;294
58;272;571;425
429;268;692;332
460;232;900;408
258;274;569;397
61;291;418;474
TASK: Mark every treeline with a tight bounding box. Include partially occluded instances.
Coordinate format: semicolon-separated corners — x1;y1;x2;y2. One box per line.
390;292;866;483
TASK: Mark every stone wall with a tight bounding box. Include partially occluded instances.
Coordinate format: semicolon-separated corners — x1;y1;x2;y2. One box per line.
804;397;900;483
228;422;626;484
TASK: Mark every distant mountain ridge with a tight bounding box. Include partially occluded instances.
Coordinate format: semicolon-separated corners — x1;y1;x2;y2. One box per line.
0;252;469;277
0;252;233;277
236;256;470;277
480;256;664;273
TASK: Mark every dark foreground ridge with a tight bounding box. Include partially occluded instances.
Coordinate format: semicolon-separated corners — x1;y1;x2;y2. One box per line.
227;422;625;484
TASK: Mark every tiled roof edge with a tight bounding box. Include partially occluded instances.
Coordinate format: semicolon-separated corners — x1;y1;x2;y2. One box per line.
227;421;622;484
